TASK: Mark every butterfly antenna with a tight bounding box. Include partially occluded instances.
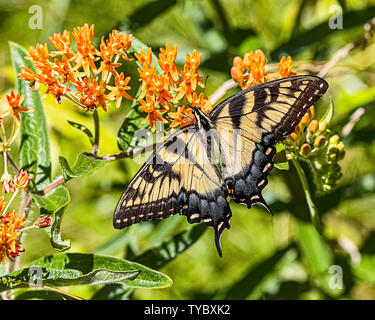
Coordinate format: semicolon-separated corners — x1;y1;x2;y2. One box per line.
183;113;196;123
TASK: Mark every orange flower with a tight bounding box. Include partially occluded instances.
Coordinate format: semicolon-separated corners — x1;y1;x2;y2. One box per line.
231;49;296;89
176;64;204;102
49;30;73;58
0;210;28;263
279;56;294;78
97;37;122;80
13;170;34;191
25;43;50;62
18;66;38;90
139;95;167;132
109;30;134;59
169;105;194;128
191;92;212;114
135;47;153;67
158;43;179;82
185;49;202;70
19;24;134;113
71;24;99;76
0;91;33;122
0;196;8;214
107;73;133;109
251;49;266;83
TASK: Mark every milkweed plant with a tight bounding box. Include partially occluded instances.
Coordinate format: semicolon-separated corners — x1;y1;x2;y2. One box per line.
0;24;345;299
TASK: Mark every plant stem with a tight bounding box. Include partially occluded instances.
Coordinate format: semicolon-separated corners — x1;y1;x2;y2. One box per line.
39;176;64;195
91;110;100;156
3;190;18;213
290;156;322;233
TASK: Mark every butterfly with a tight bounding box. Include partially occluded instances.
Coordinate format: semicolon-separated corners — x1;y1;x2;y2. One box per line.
113;75;328;256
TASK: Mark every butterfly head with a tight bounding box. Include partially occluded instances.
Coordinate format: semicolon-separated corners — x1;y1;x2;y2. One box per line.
192;107;211;130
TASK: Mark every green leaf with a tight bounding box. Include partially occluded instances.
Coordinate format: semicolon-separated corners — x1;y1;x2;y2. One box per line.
117;96;152;152
320;97;334;125
224;244;297;299
31;186;71;251
9;41;51;191
67;120;95;146
0;253;172;292
134;224;207;270
59;152;108;182
271;7;375;59
117;0;177;32
274;143;289;170
354;254;375;284
297;220;343;297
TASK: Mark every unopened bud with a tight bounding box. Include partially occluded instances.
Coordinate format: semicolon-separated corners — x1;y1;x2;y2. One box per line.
337;141;344;152
308;120;319;134
301;113;310;126
314;135;326;148
232;56;244;72
329;134;340;146
243;52;254;71
319;120;328;132
34;216;53;228
308;106;315;118
289;132;299;141
300;143;312;156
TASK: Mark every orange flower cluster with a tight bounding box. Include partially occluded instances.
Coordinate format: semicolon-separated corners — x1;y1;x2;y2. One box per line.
19;24;134;111
135;44;211;131
0;204;28;263
231;49;295;89
0;169;33;263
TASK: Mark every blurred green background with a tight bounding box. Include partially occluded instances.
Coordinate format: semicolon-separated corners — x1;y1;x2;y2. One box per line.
1;0;375;300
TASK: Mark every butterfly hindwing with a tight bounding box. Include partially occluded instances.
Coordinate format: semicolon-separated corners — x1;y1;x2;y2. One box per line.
210;75;328;209
113;126;232;256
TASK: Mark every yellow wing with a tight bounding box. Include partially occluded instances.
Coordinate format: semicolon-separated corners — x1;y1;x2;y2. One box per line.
113;126;231;256
209;75;328;208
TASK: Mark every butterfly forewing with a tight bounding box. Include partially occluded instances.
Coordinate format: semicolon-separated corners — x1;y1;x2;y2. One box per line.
210;75;328;209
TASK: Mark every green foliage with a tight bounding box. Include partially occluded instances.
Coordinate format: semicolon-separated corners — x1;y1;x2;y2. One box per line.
1;0;375;301
59;153;109;182
31;186;71;251
10;41;51;191
0;253;172;292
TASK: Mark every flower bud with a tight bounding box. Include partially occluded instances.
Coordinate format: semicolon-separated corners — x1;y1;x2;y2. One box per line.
301;113;310;126
319;120;328;132
243;52;254;71
337;141;345;152
289;132;299;141
314;135;326;148
231;66;243;85
34;216;53;228
1;173;14;194
300;143;312;156
308;120;319;134
232;56;244;72
308;106;315;118
329;134;340;146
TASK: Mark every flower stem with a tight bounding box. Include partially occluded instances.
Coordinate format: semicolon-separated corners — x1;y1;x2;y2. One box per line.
91;110;100;155
3;190;18;213
290;155;322;233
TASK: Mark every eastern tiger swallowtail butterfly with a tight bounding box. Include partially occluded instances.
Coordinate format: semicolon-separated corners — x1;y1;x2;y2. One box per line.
113;75;328;256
